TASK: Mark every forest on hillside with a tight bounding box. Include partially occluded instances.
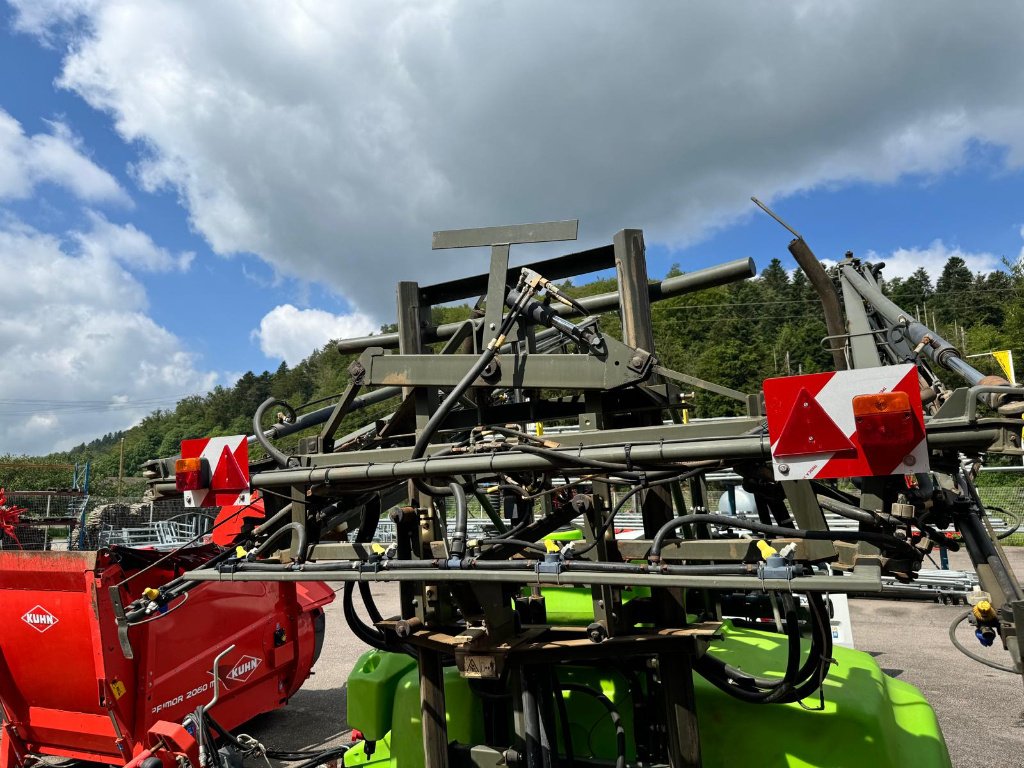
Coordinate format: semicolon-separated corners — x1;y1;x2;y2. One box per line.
3;254;1022;494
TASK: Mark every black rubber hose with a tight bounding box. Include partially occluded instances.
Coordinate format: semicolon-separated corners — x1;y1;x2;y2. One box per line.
553;672;574;765
205;713;351;763
694;592;832;705
344;501;391;651
815;495;878;525
463;559;538;570
649;514;917;561
573;469;705;558
253;397;297;468
696;598;815;700
787;592;834;701
521;668;544;768
150;546;240;601
477;537;547;555
408;305;526;498
558;683;626;768
948;610;1018;674
661;564;758;576
250;522;307;563
512;442;682;481
449;482;469;558
343;582;389;652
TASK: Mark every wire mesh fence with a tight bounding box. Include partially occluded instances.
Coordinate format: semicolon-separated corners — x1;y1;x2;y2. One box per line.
974;484;1024;545
0;493;217;551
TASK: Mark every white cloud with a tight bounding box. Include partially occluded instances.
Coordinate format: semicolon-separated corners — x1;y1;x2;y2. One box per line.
11;2;1024;322
0;219;216;454
0;109;128;204
874;241;998;281
867;238;1015;283
9;0;99;39
254;304;378;365
74;211;193;272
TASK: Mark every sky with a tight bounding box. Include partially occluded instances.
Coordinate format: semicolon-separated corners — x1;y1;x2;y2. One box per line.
1;2;1024;455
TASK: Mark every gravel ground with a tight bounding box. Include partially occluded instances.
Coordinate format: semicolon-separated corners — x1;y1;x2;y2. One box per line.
243;551;1024;767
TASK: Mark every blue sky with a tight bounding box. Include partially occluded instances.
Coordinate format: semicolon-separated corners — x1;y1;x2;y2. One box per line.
0;2;1022;454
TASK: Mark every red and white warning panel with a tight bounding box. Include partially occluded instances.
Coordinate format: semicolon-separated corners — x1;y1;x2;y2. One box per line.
177;435;251;507
763;363;928;481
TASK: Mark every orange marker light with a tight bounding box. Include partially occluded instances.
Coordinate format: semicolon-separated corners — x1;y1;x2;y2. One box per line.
174;456;208;492
852;391;914;448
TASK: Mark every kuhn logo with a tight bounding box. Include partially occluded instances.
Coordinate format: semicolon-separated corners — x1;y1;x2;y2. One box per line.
21;605;58;633
225;655;262;683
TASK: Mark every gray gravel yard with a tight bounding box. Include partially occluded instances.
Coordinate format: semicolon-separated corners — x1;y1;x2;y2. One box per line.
244;550;1024;767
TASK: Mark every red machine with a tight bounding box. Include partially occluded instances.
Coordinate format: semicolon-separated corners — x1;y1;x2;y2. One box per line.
0;546;333;768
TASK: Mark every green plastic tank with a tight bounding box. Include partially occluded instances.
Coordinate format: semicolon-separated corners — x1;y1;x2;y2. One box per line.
347;649;417;741
344;582;950;768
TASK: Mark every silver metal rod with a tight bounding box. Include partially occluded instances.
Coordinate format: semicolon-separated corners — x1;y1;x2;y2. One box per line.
180;564;882;592
204;644;236;713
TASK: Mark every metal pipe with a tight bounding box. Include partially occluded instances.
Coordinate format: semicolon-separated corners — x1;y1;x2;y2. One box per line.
815;495;877;525
250;436;768;488
143;426;1008;499
336;258;756;353
253;386;402;444
178;563;884;593
204;644;236;713
840;265;986;384
250;521;308;562
750;199;846;370
789;239;847;370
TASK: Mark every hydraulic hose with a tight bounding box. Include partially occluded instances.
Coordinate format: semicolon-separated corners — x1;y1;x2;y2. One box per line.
253;397;297;468
558;683;627;768
253;503;293;536
649;514;917;562
477;537;547;555
948;610;1018;674
512;442;684;481
521;667;545;768
410;315;517;462
694;592;833;705
407;280;581;497
814;495;877;525
448;482;469;558
572;468;707;558
250;522;307;563
342;500;394;652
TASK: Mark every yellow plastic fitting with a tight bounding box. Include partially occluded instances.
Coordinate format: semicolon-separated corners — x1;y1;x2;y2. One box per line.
973;600;998;623
756;540;777;560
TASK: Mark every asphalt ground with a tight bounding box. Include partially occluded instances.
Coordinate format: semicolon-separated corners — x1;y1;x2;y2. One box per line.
244;551;1024;768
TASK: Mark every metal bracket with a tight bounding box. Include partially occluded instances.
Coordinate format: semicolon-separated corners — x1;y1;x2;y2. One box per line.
108;586;134;660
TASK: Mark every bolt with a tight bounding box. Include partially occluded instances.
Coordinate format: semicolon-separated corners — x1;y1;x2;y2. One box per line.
904;454;917;466
489;322;496;330
778;463;790;474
